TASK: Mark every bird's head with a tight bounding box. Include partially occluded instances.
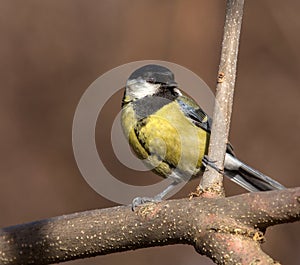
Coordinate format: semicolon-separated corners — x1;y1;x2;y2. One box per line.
125;64;181;101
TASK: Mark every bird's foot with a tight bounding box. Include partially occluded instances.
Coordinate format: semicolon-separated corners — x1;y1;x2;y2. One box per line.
131;196;162;211
202;155;223;174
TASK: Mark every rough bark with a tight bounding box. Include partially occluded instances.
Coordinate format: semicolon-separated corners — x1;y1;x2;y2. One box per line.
0;188;299;265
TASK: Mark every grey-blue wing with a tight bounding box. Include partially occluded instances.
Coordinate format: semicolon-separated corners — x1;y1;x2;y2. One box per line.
176;97;212;133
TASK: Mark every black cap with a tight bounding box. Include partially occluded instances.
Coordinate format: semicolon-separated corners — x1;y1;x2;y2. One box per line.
128;64;176;86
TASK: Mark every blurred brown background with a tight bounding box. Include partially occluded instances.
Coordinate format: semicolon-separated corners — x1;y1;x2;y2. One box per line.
0;0;300;264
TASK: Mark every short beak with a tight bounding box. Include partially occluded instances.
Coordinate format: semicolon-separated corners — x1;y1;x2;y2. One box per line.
167;81;178;87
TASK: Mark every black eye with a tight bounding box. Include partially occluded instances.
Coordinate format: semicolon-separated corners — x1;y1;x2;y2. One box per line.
146;77;156;84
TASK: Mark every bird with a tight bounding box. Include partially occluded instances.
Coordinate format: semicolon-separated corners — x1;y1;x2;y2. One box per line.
121;64;285;209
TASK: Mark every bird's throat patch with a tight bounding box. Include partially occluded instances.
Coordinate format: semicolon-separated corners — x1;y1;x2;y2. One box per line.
132;96;173;119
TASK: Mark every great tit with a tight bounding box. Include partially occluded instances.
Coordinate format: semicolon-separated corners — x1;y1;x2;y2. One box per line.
121;64;285;208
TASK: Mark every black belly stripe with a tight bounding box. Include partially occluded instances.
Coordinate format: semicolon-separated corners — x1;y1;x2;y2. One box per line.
133;118;177;171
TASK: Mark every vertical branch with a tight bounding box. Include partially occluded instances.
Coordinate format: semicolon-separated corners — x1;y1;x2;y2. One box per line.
200;0;245;196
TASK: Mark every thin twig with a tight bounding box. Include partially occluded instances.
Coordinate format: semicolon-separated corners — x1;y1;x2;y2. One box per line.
200;0;245;195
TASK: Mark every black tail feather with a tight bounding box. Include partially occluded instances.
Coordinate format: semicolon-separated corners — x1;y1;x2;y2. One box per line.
224;154;285;192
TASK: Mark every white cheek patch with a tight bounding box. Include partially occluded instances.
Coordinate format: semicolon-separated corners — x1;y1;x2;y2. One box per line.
126;79;160;99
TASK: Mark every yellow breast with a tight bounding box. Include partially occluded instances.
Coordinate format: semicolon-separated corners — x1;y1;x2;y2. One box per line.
121;101;209;179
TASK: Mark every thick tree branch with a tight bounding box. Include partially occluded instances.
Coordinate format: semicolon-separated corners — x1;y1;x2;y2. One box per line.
200;0;245;195
0;188;299;265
